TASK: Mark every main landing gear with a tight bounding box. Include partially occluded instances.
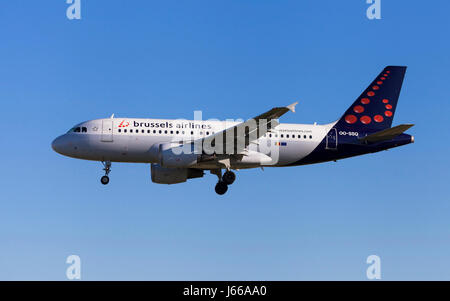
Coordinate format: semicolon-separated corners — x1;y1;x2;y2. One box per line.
212;169;236;195
100;161;111;185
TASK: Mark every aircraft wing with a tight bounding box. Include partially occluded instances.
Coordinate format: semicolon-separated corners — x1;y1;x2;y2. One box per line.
196;102;298;155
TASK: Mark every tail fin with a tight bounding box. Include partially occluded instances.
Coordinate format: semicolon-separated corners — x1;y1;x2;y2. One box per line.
335;66;407;131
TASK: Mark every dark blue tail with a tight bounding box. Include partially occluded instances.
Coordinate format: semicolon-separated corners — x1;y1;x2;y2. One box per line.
335;66;407;132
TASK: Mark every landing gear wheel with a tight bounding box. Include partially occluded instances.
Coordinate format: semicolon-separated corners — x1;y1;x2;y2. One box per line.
215;181;228;195
100;161;112;185
222;171;236;185
101;176;110;185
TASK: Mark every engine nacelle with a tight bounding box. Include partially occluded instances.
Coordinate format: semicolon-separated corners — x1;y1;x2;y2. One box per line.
149;143;199;168
151;164;204;184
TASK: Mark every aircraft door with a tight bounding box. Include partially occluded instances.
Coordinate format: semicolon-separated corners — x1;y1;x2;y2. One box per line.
101;119;113;142
326;128;337;150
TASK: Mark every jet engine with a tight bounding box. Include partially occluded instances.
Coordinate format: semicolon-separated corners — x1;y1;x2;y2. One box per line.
149;143;199;168
151;163;204;184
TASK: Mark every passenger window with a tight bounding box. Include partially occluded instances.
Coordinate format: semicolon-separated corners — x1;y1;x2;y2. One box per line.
206;132;209;135
159;130;162;134
147;130;150;133
176;131;179;135
164;130;167;134
142;130;144;133
130;129;133;133
118;129;121;133
124;129;127;133
153;130;156;134
286;134;289;138
191;131;194;135
298;135;301;138
309;135;312;139
170;130;173;134
304;135;306;139
280;134;284;138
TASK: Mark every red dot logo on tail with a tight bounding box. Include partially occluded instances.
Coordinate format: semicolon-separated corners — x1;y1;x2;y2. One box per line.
361;98;370;104
360;116;372;124
345;115;357;124
354;105;365;113
374;115;384;123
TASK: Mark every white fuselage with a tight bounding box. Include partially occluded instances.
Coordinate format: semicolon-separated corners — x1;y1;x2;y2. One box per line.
52;118;336;169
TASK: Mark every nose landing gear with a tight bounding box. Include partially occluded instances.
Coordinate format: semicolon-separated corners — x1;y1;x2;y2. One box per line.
211;169;236;195
101;176;109;185
101;161;111;185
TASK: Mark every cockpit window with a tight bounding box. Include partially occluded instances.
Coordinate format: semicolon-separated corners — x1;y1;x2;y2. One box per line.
67;126;87;133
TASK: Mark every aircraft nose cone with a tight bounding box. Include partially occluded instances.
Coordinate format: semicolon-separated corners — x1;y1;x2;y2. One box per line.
51;135;65;154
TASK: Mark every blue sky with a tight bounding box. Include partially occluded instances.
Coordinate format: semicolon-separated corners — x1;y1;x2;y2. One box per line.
0;0;449;280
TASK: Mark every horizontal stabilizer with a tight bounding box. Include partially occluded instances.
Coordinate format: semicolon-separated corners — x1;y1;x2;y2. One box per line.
359;124;414;143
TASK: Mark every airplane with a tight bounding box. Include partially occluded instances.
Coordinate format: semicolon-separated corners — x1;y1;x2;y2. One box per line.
52;66;414;195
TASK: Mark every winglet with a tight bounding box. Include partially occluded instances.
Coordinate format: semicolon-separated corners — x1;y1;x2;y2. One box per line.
287;101;299;113
110;113;115;119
